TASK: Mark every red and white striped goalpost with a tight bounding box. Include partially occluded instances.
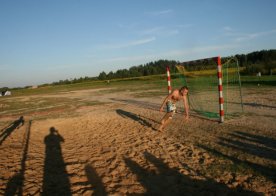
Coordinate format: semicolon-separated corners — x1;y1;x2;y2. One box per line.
217;56;224;123
171;56;225;123
166;66;172;94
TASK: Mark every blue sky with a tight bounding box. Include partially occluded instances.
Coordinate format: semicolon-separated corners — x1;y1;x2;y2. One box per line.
1;0;276;88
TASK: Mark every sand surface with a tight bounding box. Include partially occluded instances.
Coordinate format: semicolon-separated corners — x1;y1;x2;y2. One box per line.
0;87;275;195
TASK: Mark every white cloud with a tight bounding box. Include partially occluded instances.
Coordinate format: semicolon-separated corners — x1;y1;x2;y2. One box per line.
223;26;234;32
101;37;156;49
161;44;240;61
117;22;139;29
140;27;163;35
98;43;239;65
222;26;236;36
222;27;276;42
176;24;194;29
102;54;156;64
130;37;156;46
139;26;179;37
147;9;173;16
234;29;276;42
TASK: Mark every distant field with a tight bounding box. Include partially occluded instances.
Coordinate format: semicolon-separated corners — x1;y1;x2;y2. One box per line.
0;73;275;195
240;75;276;86
4;73;275;98
1;73;274;121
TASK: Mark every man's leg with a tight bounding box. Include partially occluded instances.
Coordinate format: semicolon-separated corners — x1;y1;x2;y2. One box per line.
159;112;173;131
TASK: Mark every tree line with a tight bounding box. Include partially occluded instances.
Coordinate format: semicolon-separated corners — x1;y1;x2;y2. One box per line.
98;59;179;80
3;49;274;90
235;49;276;75
97;49;276;81
56;49;276;85
41;48;276;87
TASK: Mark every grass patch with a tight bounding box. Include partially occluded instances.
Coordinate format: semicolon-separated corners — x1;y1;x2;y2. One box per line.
4;73;275;98
131;90;166;98
241;75;276;86
7;73;274;98
0;96;105;118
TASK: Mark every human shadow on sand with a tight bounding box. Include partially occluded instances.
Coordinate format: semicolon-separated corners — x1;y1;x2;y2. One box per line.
218;136;276;161
199;144;276;183
229;101;276;109
215;130;276;182
230;131;276;150
42;127;71;196
124;151;257;195
4;120;31;196
85;164;107;196
0;116;24;145
116;109;153;129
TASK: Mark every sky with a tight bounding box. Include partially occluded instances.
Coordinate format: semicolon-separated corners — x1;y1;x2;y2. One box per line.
0;0;276;88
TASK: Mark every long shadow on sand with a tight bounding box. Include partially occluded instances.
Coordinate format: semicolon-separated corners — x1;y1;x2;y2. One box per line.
116;109;153;128
218;136;276;161
85;164;107;196
4;120;31;196
214;130;276;182
0;116;24;145
124;151;257;195
42;127;71;196
229;101;276;109
199;144;276;183
230;131;276;150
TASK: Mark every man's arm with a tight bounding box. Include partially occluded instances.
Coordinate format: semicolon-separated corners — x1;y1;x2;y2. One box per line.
160;95;170;112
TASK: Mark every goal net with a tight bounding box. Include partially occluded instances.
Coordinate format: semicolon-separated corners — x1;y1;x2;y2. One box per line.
174;56;243;122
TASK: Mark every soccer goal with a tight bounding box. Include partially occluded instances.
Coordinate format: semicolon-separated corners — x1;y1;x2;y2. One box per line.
174;56;243;123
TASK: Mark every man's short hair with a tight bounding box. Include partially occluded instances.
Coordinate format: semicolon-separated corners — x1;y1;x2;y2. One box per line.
180;86;188;91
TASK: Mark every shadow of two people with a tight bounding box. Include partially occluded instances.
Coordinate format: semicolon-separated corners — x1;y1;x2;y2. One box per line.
124;151;258;195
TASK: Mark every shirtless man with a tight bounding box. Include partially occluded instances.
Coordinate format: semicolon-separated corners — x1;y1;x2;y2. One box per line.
159;86;189;131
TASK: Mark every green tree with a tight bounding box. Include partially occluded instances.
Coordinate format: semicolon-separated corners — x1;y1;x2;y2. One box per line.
98;71;107;80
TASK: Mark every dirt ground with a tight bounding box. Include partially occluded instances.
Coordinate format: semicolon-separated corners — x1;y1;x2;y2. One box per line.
0;86;275;195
